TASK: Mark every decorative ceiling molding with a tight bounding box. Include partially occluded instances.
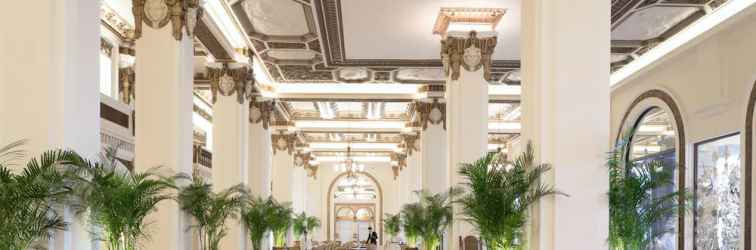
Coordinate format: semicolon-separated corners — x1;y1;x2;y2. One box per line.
432;7;506;36
101;3;135;42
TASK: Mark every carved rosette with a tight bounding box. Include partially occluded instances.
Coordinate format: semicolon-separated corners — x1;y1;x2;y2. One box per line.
250;100;275;130
271;132;297;155
415;99;446;130
440;31;497;81
132;0;204;41
119;67;136;104
207;64;253;104
400;134;420;155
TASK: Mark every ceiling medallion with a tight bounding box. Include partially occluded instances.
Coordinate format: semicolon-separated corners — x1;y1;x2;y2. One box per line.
133;0;204;41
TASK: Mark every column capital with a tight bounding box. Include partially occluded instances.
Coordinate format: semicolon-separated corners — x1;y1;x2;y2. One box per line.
440;30;497;80
390;152;408;170
132;0;204;41
271;131;297;155
207;63;254;104
119;67;136;104
413;98;446;130
400;133;420;156
294;151;319;179
249;99;275;129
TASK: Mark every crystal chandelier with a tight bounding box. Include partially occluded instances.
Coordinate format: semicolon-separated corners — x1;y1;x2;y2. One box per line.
339;143;364;179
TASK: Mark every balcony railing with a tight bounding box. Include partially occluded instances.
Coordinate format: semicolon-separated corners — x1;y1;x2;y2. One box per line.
193;145;212;169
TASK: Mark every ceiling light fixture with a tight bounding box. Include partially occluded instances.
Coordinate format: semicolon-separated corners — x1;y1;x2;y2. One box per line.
433;7;506;36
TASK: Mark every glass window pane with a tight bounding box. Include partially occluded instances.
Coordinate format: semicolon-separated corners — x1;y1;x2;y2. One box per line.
628;107;678;250
694;133;741;249
99;53;112;96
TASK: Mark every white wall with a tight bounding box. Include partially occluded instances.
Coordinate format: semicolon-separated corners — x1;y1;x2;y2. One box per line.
611;6;756;250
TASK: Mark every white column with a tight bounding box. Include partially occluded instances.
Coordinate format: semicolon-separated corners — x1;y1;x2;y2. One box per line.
134;17;195;250
0;2;100;250
521;1;610;249
421;123;448;194
272;148;294;202
209;65;251;250
249;119;273;197
444;32;494;245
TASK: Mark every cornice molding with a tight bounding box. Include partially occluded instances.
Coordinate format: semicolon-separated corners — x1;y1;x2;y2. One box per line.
132;0;204;41
441;31;497;81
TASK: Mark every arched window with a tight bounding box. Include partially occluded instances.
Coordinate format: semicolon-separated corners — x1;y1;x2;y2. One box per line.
627;106;679;250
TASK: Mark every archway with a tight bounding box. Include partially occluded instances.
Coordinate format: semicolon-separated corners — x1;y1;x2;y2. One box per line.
617;89;686;249
743;80;756;248
327;172;384;244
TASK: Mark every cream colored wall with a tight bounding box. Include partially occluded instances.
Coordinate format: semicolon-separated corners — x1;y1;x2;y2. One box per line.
611;6;756;250
305;162;400;242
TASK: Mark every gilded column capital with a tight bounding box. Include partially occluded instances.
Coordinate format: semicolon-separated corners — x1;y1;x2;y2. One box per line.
392;166;400;180
400;134;420;155
440;30;497;81
414;98;446;130
132;0;204;41
271;132;297;155
390;152;408;170
207;63;253;104
249;99;275;130
294;151;319;179
119;67;136;105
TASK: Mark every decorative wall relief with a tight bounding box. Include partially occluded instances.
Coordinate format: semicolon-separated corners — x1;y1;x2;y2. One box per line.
132;0;204;41
206;64;252;104
440;31;497;81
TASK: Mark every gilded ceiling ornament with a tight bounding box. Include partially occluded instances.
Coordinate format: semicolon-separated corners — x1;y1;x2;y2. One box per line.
250;99;275;130
415;99;446;130
440;31;497;81
132;0;203;41
119;67;136;105
207;64;251;104
271;132;297;155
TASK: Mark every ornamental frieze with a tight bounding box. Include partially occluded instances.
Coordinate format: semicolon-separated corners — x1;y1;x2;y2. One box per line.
414;99;446;130
440;30;497;81
250;99;275;130
206;64;253;104
132;0;203;41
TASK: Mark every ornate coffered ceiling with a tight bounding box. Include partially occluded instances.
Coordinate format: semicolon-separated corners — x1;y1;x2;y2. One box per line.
610;0;728;72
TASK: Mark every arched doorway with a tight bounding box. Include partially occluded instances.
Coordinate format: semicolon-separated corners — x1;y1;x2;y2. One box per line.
327;172;383;244
617;89;686;249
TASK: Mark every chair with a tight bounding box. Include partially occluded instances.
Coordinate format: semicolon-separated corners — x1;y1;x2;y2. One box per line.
459;235;481;250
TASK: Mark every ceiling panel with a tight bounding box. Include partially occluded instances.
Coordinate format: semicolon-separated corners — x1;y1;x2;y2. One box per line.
612;6;700;40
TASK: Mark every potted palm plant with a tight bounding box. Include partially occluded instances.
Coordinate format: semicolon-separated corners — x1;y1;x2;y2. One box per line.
400;203;422;250
0;141;79;250
292;212;321;248
608;134;690;250
457;142;564;250
176;175;247;250
267;199;294;250
415;189;459;250
70;149;176;250
383;213;401;245
242;196;274;250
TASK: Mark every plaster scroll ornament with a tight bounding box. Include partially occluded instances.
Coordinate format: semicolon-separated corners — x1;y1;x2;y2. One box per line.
271;132;296;155
207;64;250;104
249;100;275;130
